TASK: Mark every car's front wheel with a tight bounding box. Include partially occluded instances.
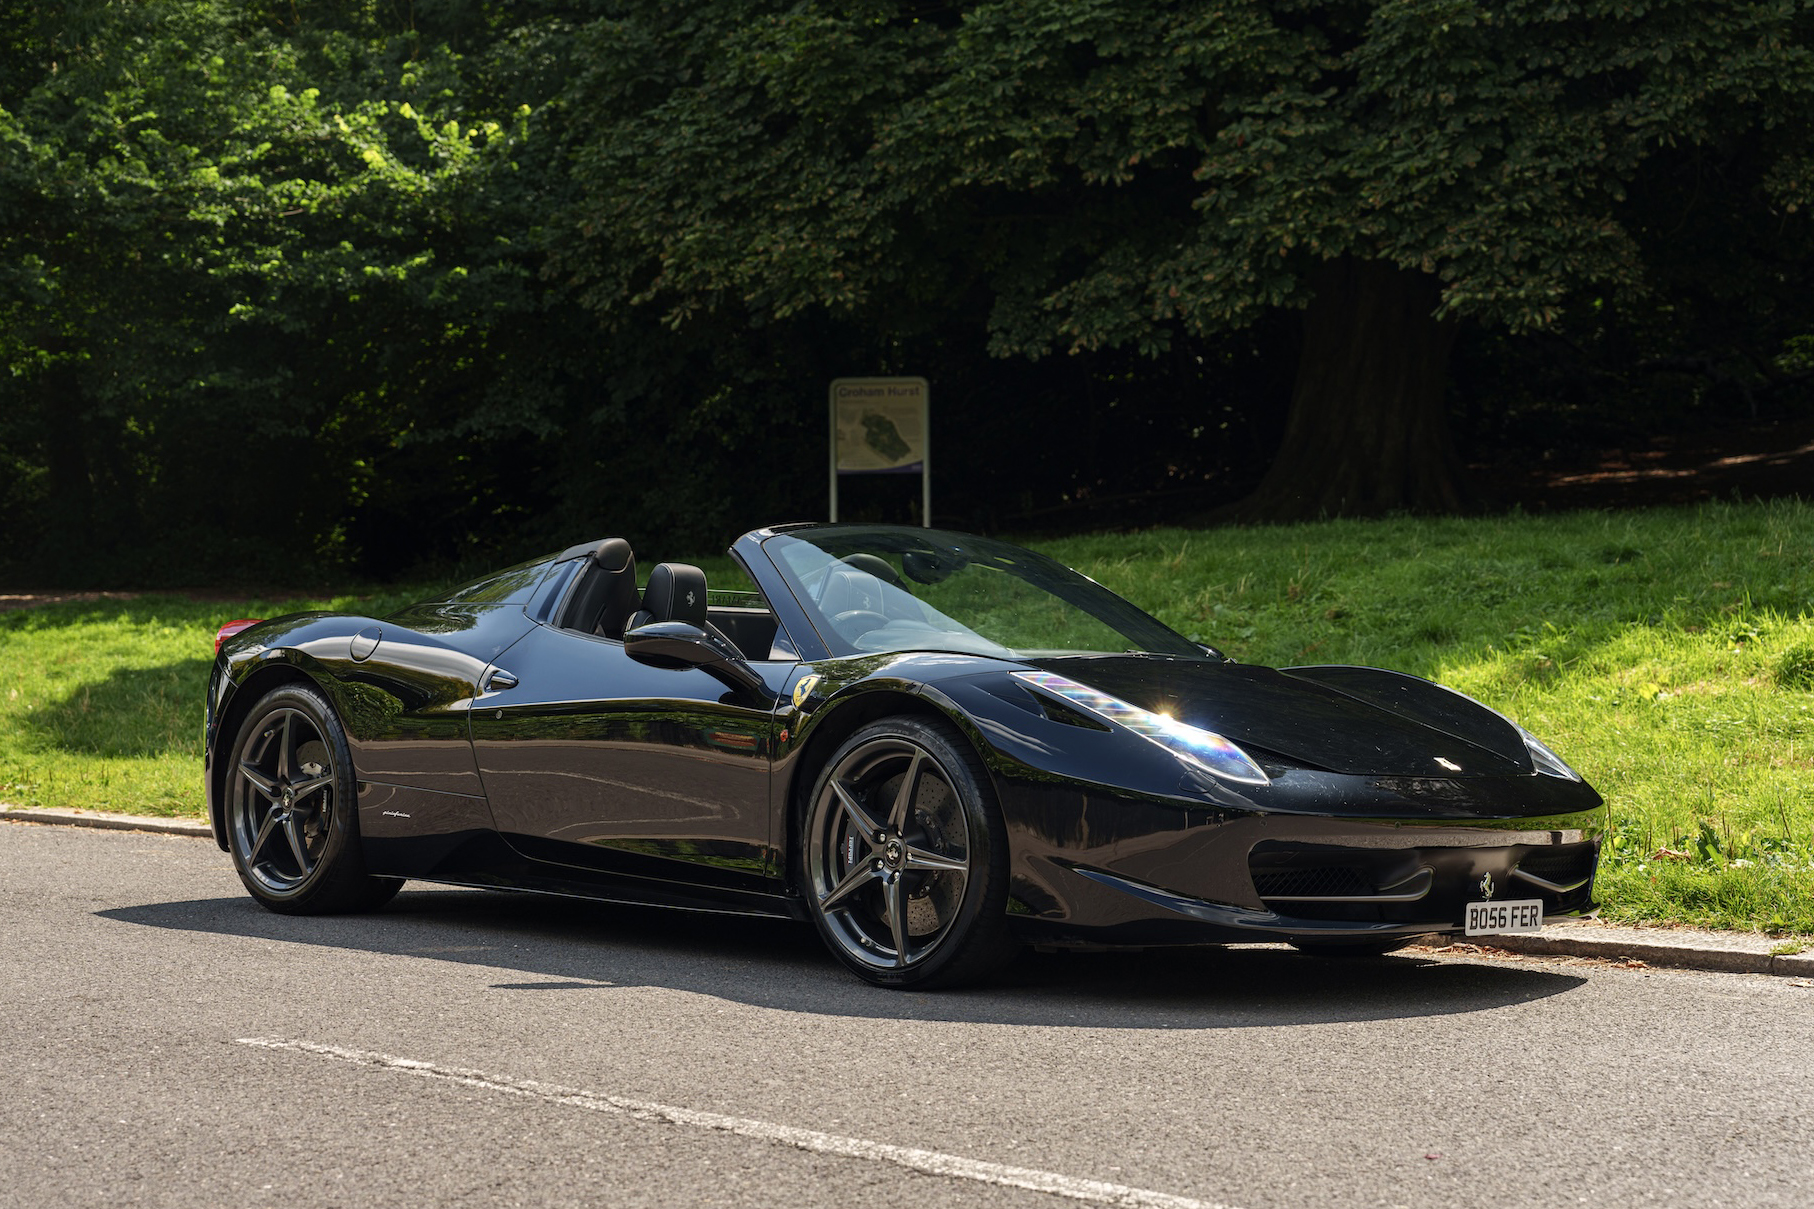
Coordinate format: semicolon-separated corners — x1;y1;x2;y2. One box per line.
801;716;1016;988
225;683;401;914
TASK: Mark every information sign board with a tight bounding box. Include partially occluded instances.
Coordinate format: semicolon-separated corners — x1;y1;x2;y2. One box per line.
829;377;929;525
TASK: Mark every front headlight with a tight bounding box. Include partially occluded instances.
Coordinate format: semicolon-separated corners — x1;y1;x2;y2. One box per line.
1012;670;1270;785
1520;728;1583;781
1432;681;1585;781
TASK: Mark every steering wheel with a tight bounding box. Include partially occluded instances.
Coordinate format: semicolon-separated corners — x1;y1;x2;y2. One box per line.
830;609;889;641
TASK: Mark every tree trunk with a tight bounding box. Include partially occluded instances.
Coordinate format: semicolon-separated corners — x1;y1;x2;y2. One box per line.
1228;257;1468;521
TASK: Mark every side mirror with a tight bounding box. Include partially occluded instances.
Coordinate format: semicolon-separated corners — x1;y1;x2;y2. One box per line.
624;619;768;698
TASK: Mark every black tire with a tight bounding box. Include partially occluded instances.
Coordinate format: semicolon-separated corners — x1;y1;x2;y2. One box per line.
1288;938;1419;958
799;716;1018;989
224;683;402;915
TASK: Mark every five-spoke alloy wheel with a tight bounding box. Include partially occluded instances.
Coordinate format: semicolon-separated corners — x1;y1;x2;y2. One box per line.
803;717;1014;988
226;684;400;914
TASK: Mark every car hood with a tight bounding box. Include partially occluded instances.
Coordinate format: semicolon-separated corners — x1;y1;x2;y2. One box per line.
1025;656;1532;778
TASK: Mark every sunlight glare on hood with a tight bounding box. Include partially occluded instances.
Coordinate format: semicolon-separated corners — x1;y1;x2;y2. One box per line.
1012;670;1270;785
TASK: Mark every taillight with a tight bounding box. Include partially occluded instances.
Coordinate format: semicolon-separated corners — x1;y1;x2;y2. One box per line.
215;619;264;654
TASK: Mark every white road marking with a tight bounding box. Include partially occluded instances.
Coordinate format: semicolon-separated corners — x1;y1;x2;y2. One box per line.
237;1037;1232;1209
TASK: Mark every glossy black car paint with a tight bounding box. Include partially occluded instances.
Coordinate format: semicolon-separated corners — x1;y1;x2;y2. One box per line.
205;523;1608;951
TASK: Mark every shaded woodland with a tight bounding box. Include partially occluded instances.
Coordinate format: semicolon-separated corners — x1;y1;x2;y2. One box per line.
4;1;1812;585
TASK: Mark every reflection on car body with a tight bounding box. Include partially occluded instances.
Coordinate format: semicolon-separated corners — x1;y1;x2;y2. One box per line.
204;524;1606;988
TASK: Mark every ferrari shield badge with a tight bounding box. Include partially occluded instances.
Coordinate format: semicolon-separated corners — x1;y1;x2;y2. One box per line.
792;674;822;709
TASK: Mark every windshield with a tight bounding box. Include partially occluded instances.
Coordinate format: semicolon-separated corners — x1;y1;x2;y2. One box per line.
762;526;1203;659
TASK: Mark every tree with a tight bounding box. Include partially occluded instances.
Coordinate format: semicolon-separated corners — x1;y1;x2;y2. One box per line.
556;0;1814;519
0;1;551;580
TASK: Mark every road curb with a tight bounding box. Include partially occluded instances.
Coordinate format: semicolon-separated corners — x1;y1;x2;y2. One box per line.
4;807;1810;977
0;806;212;839
1437;924;1814;979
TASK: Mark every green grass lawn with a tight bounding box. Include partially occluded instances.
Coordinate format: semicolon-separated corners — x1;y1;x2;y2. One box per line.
0;587;433;821
3;499;1810;932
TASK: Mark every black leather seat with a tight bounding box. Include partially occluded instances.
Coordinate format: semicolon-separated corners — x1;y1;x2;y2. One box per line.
819;567;884;617
627;562;776;661
557;538;641;638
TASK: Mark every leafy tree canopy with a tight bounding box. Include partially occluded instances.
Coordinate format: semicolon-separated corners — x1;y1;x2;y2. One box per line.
0;0;553;576
557;0;1814;514
6;1;1814;585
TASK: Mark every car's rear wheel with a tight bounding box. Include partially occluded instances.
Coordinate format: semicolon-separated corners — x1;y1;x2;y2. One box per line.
801;717;1016;988
226;684;402;914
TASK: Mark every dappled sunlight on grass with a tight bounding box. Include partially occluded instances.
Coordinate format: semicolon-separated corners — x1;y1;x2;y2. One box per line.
0;564;748;818
1597;864;1814;935
1436;619;1814;934
0;589;441;817
35;660;210;758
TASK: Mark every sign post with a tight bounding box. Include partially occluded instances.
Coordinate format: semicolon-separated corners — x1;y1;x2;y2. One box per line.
828;377;930;526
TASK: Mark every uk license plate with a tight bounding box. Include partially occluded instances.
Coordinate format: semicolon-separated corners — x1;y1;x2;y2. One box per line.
1464;898;1544;936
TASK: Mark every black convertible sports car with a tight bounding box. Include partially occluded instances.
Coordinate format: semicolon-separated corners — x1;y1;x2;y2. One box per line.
205;523;1606;987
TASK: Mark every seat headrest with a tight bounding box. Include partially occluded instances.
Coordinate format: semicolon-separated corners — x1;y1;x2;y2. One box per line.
820;568;883;617
556;537;639;637
591;537;633;573
840;553;904;587
593;540;642;639
642;563;708;628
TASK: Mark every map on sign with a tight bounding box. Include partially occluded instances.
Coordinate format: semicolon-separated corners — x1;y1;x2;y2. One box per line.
860;412;912;463
832;378;926;473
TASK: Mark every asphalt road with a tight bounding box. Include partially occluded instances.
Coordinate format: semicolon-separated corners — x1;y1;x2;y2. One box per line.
3;823;1810;1209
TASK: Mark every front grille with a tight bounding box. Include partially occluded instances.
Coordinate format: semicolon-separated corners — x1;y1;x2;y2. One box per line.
1515;844;1598;885
1252;866;1374;899
1247;838;1598;925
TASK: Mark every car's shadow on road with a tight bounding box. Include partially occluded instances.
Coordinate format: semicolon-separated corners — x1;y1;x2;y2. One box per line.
101;884;1586;1029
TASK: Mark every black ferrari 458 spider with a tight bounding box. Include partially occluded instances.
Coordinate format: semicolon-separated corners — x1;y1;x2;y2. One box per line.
205;523;1606;987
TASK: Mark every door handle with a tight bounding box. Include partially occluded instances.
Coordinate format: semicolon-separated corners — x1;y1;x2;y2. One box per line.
483;668;518;692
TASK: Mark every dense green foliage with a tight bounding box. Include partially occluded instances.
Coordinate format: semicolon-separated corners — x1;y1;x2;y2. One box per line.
3;2;1813;582
560;0;1814;515
4;501;1810;932
1;2;571;580
566;0;1814;342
